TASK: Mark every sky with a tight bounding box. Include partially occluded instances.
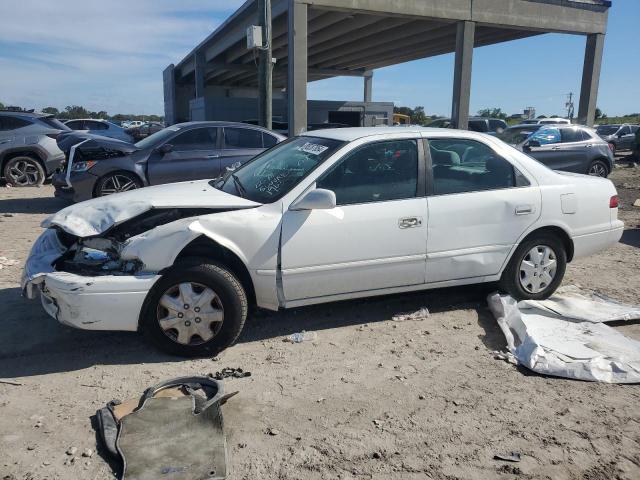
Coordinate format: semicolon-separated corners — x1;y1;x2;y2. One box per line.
0;0;637;117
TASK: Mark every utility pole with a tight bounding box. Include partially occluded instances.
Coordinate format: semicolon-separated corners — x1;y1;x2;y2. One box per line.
565;92;574;121
257;0;272;130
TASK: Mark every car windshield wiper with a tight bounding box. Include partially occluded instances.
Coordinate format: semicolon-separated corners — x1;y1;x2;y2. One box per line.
231;173;247;198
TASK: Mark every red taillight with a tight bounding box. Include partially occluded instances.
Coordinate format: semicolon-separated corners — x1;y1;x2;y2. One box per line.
608;143;615;152
609;195;619;208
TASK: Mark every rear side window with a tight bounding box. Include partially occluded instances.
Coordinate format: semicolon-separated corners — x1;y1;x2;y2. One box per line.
468;120;488;132
65;120;83;130
559;128;583;143
317;139;418;205
428;138;518;195
489;119;507;131
263;133;278;148
224;127;263;149
171;127;217;151
0;116;32;131
39;117;68;130
86;121;108;131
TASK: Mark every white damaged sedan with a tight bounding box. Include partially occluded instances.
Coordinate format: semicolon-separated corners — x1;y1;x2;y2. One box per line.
23;127;624;356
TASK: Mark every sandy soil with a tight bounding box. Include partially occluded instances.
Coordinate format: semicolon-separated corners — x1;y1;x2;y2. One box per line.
1;158;639;480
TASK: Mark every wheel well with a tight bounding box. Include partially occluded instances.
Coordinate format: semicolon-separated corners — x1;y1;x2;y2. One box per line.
1;150;45;175
93;170;144;197
175;236;256;307
521;226;574;262
593;157;612;174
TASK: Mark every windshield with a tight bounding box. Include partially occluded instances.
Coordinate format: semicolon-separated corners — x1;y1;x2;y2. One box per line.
498;126;540;145
134;126;180;149
40;116;70;130
596;125;620;136
216;136;344;203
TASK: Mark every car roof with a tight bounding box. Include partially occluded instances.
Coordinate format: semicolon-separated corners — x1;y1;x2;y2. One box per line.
0;110;52;118
172;121;286;136
302;126;489;141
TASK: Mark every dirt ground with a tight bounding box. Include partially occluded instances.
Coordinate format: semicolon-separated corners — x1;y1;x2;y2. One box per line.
1;156;639;480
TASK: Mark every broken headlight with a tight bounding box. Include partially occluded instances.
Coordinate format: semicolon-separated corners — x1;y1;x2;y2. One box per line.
71;160;97;172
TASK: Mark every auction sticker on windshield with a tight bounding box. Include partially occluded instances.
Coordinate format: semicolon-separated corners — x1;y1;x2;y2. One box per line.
296;142;329;155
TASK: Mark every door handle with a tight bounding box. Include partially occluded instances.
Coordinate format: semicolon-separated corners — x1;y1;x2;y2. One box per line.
551;146;561;150
398;217;422;229
207;154;220;159
585;144;593;148
515;205;534;215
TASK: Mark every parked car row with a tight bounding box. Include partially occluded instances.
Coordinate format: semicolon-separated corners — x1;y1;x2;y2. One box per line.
23;126;624;356
595;123;639;155
425;117;508;135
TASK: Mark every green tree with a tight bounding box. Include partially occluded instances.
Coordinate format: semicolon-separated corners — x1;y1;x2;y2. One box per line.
42;107;59;115
0;101;4;110
412;106;427;125
477;108;507;120
595;107;607;119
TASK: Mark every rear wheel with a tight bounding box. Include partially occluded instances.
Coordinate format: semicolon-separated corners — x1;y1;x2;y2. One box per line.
587;159;609;177
140;261;248;357
500;233;567;300
3;156;45;187
94;171;142;197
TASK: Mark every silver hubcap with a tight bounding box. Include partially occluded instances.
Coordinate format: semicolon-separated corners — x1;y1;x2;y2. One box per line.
519;245;557;294
588;162;607;177
100;174;139;195
8;160;40;185
157;282;224;345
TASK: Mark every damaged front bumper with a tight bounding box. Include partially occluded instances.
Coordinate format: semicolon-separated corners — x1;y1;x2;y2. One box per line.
22;228;159;332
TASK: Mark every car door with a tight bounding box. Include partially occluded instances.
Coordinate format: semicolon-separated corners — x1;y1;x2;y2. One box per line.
280;138;428;301
550;127;592;173
0;117;16;149
425;137;540;283
146;127;221;185
524;127;565;170
219;126;266;173
617;126;633;150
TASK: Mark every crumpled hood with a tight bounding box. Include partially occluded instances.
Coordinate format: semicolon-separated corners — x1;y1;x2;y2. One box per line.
43;180;261;237
57;131;139;155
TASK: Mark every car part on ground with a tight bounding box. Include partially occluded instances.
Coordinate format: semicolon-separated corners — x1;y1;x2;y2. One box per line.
498;124;614;177
23;127;623;356
488;287;640;383
96;376;234;480
52;122;286;203
0;111;69;186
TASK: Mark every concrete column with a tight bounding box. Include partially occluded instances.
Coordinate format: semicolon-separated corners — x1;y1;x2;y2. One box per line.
363;70;373;103
287;0;307;137
578;33;605;127
194;51;206;99
162;64;177;126
451;21;475;130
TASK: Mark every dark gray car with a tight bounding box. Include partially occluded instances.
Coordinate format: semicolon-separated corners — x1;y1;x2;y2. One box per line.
498;124;615;177
596;124;639;155
53;121;286;202
0;111;70;186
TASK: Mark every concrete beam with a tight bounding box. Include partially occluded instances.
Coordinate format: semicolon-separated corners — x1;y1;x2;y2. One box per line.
194;51;206;98
288;0;307;136
364;70;373;102
297;0;471;21
577;33;605;127
451;21;475;130
163;64;177;126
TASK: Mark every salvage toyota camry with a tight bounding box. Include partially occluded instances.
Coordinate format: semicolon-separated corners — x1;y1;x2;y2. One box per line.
23;127;624;356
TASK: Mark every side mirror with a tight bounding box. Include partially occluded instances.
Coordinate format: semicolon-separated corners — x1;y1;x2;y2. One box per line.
290;188;336;211
526;139;541;149
158;143;173;154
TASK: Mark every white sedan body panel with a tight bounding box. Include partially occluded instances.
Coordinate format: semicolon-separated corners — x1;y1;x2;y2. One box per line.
21;127;624;331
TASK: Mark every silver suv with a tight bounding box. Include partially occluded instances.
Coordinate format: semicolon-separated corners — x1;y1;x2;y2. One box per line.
0;111;70;186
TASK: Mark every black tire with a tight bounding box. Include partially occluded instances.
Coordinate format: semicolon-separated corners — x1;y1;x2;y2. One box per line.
94;171;142;197
140;260;248;357
587;159;609;177
499;233;567;300
3;156;45;187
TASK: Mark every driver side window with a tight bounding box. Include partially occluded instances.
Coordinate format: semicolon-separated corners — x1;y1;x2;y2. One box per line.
316;139;418;205
171;128;217;151
529;128;561;145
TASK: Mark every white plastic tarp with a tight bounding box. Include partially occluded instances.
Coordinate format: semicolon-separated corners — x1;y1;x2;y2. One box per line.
488;286;640;383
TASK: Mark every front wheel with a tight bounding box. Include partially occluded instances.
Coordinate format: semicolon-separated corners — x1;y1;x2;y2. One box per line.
3;156;45;187
140;261;248;357
500;233;567;300
587;159;609;177
94;171;142;197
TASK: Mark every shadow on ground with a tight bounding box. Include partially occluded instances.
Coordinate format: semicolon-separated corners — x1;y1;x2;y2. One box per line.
620;228;640;249
0;283;504;378
0;195;70;214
